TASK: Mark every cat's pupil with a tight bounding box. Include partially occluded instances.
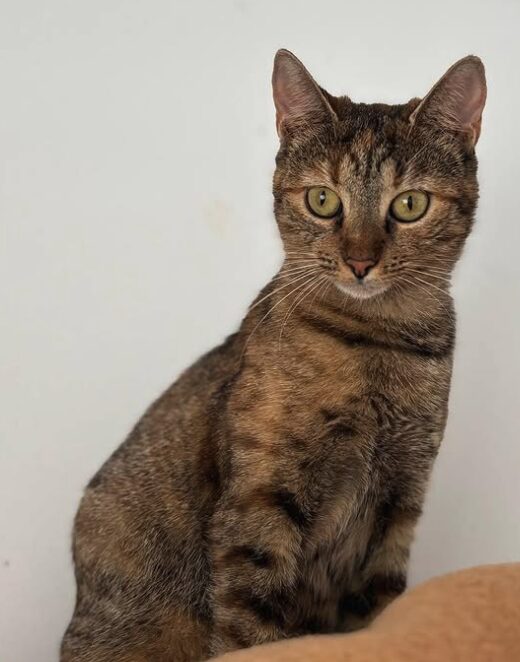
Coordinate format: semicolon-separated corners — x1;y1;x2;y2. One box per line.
407;195;413;211
319;191;326;206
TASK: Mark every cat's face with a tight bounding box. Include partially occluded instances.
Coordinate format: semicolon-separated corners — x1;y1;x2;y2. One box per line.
272;52;486;302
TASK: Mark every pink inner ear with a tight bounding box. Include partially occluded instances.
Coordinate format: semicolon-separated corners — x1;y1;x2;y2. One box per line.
411;57;486;145
274;69;306;134
272;51;335;135
274;71;310;117
454;68;486;128
273;65;321;124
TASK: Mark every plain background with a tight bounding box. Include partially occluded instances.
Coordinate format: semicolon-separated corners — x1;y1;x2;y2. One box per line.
1;1;519;660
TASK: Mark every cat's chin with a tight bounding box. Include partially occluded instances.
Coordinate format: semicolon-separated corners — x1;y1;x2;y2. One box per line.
334;280;388;301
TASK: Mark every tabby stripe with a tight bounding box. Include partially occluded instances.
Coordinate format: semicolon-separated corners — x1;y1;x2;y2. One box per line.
228;587;287;626
303;314;452;359
367;573;407;596
338;573;406;620
273;488;311;529
224;545;274;569
338;591;375;619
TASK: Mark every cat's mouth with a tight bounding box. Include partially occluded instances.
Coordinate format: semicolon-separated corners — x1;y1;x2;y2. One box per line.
333;279;388;301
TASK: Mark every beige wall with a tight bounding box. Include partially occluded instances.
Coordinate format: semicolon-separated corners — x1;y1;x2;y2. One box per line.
1;1;519;660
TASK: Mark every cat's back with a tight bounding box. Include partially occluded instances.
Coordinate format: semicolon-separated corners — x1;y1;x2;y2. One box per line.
70;333;240;619
88;331;240;492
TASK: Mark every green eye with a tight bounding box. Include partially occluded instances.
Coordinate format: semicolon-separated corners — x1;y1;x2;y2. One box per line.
390;190;430;222
306;186;342;218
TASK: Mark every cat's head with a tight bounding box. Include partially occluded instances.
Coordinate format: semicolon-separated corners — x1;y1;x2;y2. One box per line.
272;50;486;302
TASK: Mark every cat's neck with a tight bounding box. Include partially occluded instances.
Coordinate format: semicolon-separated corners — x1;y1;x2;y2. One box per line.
242;271;455;360
318;280;453;328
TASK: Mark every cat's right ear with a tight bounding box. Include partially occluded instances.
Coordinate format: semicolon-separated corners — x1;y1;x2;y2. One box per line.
409;56;487;146
272;49;337;138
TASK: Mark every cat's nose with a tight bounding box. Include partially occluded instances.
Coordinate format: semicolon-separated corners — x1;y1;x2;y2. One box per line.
345;256;378;280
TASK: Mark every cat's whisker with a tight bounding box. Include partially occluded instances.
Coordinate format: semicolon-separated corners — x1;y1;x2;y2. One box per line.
312;276;331;307
410;260;453;274
281;259;322;268
397;275;451;312
322;281;333;308
407;272;451;297
419;267;452;277
278;276;323;339
304;274;330;307
241;274;321;359
248;269;321;313
278;275;328;349
281;260;319;268
270;270;322;288
273;264;323;279
405;268;452;284
311;277;333;315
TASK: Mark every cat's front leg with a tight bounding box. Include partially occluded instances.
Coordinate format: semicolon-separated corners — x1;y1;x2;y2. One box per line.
208;480;306;656
338;503;421;631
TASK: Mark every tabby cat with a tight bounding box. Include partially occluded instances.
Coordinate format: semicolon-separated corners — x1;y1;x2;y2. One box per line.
61;50;487;662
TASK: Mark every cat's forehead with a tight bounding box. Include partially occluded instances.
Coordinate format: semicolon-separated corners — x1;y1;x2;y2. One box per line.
281;101;462;195
286;119;404;191
285;102;406;164
335;126;397;186
294;141;394;189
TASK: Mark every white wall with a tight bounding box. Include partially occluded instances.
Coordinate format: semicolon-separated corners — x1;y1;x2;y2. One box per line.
1;1;519;660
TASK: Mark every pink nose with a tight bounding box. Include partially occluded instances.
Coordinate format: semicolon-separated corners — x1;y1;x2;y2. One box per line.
345;257;377;279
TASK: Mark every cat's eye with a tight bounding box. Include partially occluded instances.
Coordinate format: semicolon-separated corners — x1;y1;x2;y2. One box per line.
390;190;430;223
306;186;342;218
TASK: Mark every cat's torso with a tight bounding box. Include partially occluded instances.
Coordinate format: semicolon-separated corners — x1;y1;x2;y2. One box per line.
218;303;452;632
65;292;453;660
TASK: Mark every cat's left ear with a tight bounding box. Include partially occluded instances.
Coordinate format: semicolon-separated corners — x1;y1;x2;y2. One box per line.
410;56;487;146
272;49;337;138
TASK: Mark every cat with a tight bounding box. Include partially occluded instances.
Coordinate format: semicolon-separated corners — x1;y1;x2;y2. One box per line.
61;50;486;662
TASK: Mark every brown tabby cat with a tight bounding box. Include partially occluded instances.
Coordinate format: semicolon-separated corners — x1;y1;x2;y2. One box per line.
61;50;487;662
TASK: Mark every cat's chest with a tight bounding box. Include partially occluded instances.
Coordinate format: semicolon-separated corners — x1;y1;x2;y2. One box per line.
292;496;377;632
293;373;442;591
283;341;450;441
